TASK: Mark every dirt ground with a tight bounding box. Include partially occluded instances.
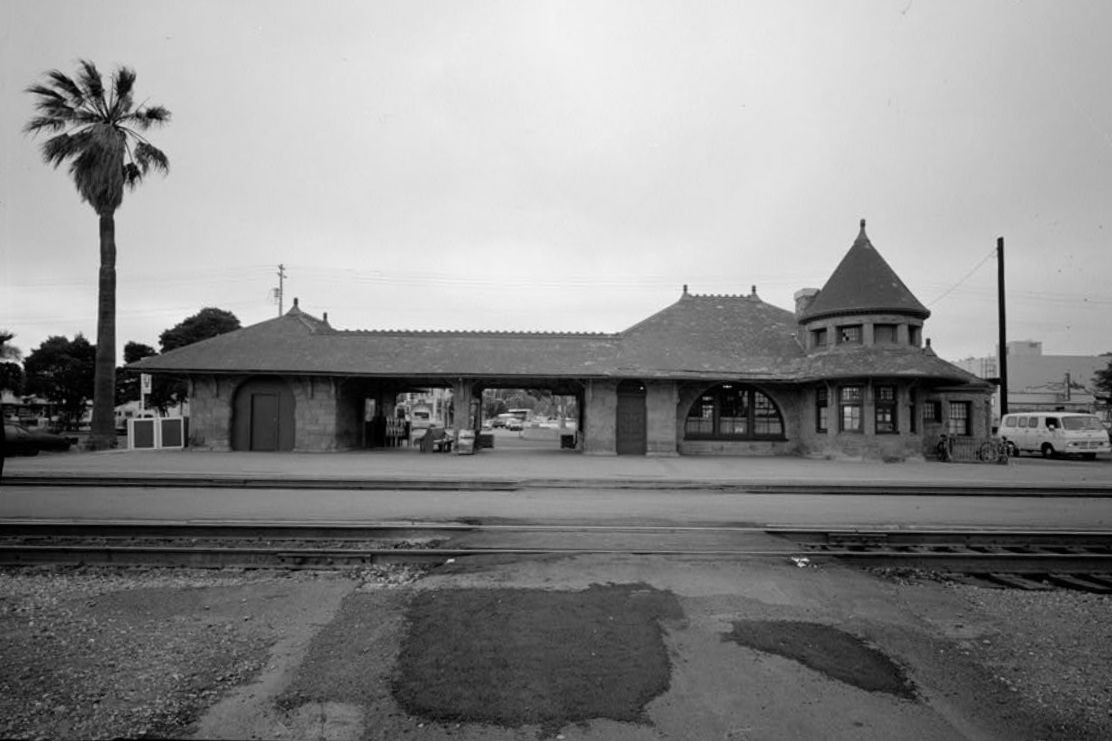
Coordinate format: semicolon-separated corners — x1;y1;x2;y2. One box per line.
1;555;1110;740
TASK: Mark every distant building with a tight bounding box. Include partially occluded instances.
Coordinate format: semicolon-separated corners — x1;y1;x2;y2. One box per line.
133;220;993;459
952;341;1111;421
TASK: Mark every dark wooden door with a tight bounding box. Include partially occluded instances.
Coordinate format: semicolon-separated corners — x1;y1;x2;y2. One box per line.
616;382;647;455
250;393;280;451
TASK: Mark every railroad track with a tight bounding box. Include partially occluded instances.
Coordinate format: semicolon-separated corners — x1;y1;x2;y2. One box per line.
1;521;1111;592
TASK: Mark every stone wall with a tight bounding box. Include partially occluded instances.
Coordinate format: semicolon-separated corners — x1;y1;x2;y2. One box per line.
290;376;342;451
186;375;240;451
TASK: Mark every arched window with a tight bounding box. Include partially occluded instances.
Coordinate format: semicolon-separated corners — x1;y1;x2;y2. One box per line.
684;384;785;440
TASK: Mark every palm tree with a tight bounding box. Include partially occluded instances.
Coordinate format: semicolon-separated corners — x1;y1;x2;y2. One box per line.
25;60;170;449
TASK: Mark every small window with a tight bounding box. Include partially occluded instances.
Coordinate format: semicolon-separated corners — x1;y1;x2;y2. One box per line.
908;388;917;433
815;387;828;433
923;400;942;422
811;328;828;349
837;325;863;344
839;385;863;432
1045;416;1059;429
874;324;898;344
875;385;897;434
1003;416;1017;428
948;402;971;436
909;326;922;346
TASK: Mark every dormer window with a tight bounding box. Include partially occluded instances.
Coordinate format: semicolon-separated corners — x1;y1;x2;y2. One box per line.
909;325;922;346
836;324;862;344
811;328;828;349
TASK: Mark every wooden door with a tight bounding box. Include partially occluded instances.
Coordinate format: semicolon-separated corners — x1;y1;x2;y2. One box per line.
250;393;280;451
616;381;647;455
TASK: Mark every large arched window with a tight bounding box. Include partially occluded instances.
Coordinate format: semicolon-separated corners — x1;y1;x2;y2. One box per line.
684;384;785;440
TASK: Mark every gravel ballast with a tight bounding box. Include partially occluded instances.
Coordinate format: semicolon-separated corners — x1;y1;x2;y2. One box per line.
2;563;1111;739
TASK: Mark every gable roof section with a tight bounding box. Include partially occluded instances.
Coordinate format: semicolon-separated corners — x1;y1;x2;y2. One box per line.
801;220;930;322
615;291;805;377
132;304;624;378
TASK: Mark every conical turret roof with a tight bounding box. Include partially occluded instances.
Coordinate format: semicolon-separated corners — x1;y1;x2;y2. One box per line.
800;220;930;322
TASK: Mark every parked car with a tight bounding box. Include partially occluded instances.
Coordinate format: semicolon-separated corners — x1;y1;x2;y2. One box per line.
3;422;78;456
505;417;524;431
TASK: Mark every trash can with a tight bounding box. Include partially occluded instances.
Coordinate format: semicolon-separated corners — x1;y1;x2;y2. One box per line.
456;429;476;455
560;433;576;449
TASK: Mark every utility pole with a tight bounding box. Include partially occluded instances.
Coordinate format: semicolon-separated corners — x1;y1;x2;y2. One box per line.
997;237;1008;417
276;264;286;316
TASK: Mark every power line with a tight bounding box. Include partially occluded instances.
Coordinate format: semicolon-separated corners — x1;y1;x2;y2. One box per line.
926;248;997;307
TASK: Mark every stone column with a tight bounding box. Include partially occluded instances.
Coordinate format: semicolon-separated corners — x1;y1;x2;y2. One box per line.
645;381;679;456
582;379;618;455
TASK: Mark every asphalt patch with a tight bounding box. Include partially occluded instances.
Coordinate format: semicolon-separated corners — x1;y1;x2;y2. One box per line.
723;620;916;700
393;583;683;736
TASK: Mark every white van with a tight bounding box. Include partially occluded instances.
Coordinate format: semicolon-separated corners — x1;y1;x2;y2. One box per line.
997;412;1111;460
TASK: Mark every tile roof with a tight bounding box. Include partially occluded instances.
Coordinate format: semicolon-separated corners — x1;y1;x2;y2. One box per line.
792;345;991;386
131;304;624;379
131;254;977;387
613;290;806;378
801;220;930;322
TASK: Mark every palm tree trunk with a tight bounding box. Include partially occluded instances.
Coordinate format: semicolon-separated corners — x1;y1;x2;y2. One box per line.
87;211;117;450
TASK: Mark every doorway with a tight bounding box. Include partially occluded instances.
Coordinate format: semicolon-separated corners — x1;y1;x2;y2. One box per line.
616;380;647;455
232;378;296;451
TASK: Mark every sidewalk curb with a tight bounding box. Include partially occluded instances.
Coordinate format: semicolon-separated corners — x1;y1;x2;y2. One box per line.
6;474;1112;496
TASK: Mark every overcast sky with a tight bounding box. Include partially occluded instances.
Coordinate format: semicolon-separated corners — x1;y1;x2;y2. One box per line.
3;0;1111;366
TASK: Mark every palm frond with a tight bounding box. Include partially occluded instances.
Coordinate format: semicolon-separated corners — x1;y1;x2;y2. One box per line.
110;67;136;118
76;59;106;114
41;133;79;167
23;115;68;135
45;69;85;106
133;141;170;178
123;162;142;188
130;105;172;129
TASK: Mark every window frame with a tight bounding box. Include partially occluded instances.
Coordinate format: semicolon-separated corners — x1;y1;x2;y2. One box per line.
684;384;786;441
839;385;864;432
947;401;971;436
836;324;863;345
874;385;898;434
873;323;899;344
815;386;829;433
811;327;828;350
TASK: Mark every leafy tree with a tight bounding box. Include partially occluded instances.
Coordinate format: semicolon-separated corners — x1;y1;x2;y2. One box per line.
0;331;24;395
115;341;156;406
23;335;96;430
0;363;24;396
147;308;241;412
159;307;241;352
25;60;170;449
0;330;21;362
1094;359;1112;402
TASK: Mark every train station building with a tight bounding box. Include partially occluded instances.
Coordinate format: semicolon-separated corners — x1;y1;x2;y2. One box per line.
133;220;993;459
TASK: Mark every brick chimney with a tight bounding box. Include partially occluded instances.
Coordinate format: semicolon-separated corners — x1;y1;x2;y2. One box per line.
794;288;819;319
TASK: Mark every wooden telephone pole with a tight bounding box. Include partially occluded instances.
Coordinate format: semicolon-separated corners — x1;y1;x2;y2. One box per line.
276;264;286;316
997;238;1008;416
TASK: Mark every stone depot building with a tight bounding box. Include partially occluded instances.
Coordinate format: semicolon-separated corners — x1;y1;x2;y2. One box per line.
133;221;993;459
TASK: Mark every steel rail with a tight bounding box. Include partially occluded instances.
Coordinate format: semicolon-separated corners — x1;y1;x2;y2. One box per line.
1;521;1110;574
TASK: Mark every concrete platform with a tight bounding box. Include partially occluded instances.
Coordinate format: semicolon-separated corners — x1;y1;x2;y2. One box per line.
4;444;1112;491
